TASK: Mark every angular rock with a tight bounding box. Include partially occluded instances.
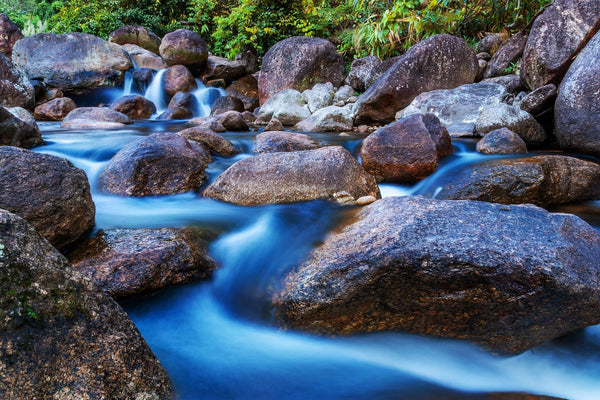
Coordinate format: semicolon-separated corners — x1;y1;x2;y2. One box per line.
475;103;546;146
226;75;259;112
294;105;353;132
12;33;133;93
360;113;453;183
256;89;311;126
0;106;44;148
109;95;156;119
109;25;162;54
216;111;249;131
353;34;478;125
333;85;356;104
0;209;174;399
521;0;600;90
477;34;503;55
258;36;346;105
177;126;237;156
264;117;284;132
484;33;527;79
345;56;382;92
159;29;208;71
254;131;318;154
303;82;335;113
211;95;244;115
98;132;210;196
476;128;528;154
518;84;557;116
0;146;94;249
62;107;132;129
121;43;167;70
272;196;600;354
34;97;77;121
163;65;197;96
68;228;218;298
0;13;23;58
0;53;34;109
555;31;600;158
202;55;247;83
203;146;380;205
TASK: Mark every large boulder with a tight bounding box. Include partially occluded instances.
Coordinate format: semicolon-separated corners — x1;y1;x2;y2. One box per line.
109;94;156;119
483;33;527;79
258;36;346;105
294;105;354;132
303;82;335;113
61;107;132;129
555;30;600;158
203;146;380;205
360;114;452;183
163;64;197;96
345;55;382;92
202;55;247;83
0;146;94;249
353;34;478;125
0;209;174;398
0;13;24;58
33;97;77;121
226;75;259;112
518;83;557;116
0;53;34;109
273;196;600;355
0;106;44;148
256;89;311;126
254;131;318;154
475;103;546;146
108;25;162;54
121;43;167;70
98;132;210;196
521;0;600;90
418;155;600;207
68;228;218;298
12;33;133;93
159;29;208;71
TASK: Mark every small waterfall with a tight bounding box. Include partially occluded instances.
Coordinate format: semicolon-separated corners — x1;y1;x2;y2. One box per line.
123;69;135;96
144;68;169;115
191;79;226;117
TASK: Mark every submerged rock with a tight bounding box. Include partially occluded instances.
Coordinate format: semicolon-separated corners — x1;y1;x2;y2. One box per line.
0;106;44;148
273;196;600;355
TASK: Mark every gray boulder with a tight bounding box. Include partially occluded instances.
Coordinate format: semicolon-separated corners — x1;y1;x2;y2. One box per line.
109;25;162;54
61;107;132;129
254;131;318;154
0;53;34;109
256;89;311;126
518;83;557;116
484;33;527;79
121;43;167;70
475;103;546;146
303;82;335;113
333;85;356;104
294;105;353;132
345;55;382;92
202;55;247;83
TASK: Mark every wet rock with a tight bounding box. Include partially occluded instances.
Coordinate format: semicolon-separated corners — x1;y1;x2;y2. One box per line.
121;43;167;70
0;106;44;148
189;117;227;133
475;103;546;146
518;84;557;116
360;113;452;183
202;55;247;83
273;196;600;355
68;228;218;298
345;56;382;92
167;91;197;111
264;117;284;131
109;25;162;54
216;111;249;131
353;34;478;125
203;146;380;205
62;107;132;129
258;36;346;104
0;13;23;58
254;131;318;154
0;209;174;399
159;29;208;71
226;75;259;111
256;89;311;126
476;128;528;154
211;96;245;115
484;33;527;79
356;195;377;206
98;132;210;196
163;65;197;96
157;107;193;120
333;85;356;104
109;95;156;119
555;31;600;158
177;126;237;156
132;68;155;91
303;82;335;113
0;146;94;249
294;105;354;132
0;53;35;109
477;34;503;55
521;0;600;90
477;52;492;61
36;88;63;105
34;97;77;121
420;155;600;207
12;33;133;93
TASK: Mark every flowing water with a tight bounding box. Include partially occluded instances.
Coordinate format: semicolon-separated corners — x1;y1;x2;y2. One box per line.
31;73;600;399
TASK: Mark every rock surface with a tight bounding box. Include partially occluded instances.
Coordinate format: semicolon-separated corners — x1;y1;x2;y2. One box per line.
34;97;77;121
256;89;311;125
203;55;247;83
159;29;208;71
203;146;380;205
254;131;318;153
303;82;335;113
0;146;94;249
0;209;174;399
211;95;245;115
476;128;528;154
0;13;23;58
475;103;546;146
345;56;382;92
61;107;132;129
163;65;197;95
518;84;557;116
484;33;527;79
273;196;600;354
294;105;353;132
109;25;162;54
68;228;218;298
0;53;35;109
109;95;156;119
121;43;167;70
177;126;236;156
226;75;259;112
0;106;44;148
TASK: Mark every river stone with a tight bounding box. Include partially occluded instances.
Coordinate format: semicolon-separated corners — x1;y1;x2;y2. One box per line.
258;36;346;105
345;56;382;92
211;96;245;115
521;0;600;90
68;228;218;298
226;75;259;112
273;196;600;355
295;105;354;132
555;30;600;158
0;146;94;249
353;34;478;125
109;25;162;54
476;128;528;154
98;132;210;196
61;107;132;129
256;89;311;126
0;53;34;109
121;43;167;70
177;126;237;156
215;111;249;131
360;113;452;183
109;95;156;119
254;131;318;154
303;82;335;113
34;97;77;121
159;29;208;71
0;209;174;398
484;33;527;79
157;107;193;120
419;155;600;207
264;117;284;131
12;33;133;93
163;65;197;96
475;103;546;146
0;106;44;148
168;92;197;112
202;55;247;83
518;84;557;116
203;146;380;206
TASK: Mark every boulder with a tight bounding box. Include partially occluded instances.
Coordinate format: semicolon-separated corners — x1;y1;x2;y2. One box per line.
521;0;600;90
203;146;380;205
0;146;94;249
235;50;259;75
272;196;600;355
0;209;174;398
177;126;237;156
34;97;77;121
211;96;245;115
121;43;167;70
484;33;527;79
303;82;335;113
294;105;354;132
476;128;528;154
36;88;63;106
109;25;162;54
0;13;23;58
163;65;197;96
98;132;210;196
226;75;259;111
159;29;208;71
215;111;249;131
418;155;600;207
12;33;133;93
0;106;44;148
132;68;155;91
360;113;453;183
0;53;34;109
333;85;356;104
168;91;197;111
475;103;546;146
68;228;218;298
256;89;311;126
61;107;132;129
518;84;557;116
555;31;600;158
264;117;284;131
481;75;524;93
477;34;503;55
258;36;346;105
157;107;193;120
109;95;156;119
353;34;478;125
345;55;382;92
202;55;247;83
254;131;318;154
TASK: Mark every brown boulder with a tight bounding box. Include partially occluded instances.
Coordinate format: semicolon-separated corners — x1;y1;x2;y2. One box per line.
109;95;156;119
159;29;208;71
215;111;249;131
158;107;194;120
211;95;245;115
0;53;34;109
163;65;197;96
202;55;247;83
0;106;44;148
254;131;318;154
476;128;528;154
34;97;77;121
177;126;237;156
226;75;260;112
484;33;527;79
121;43;167;70
0;13;23;58
109;25;162;54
